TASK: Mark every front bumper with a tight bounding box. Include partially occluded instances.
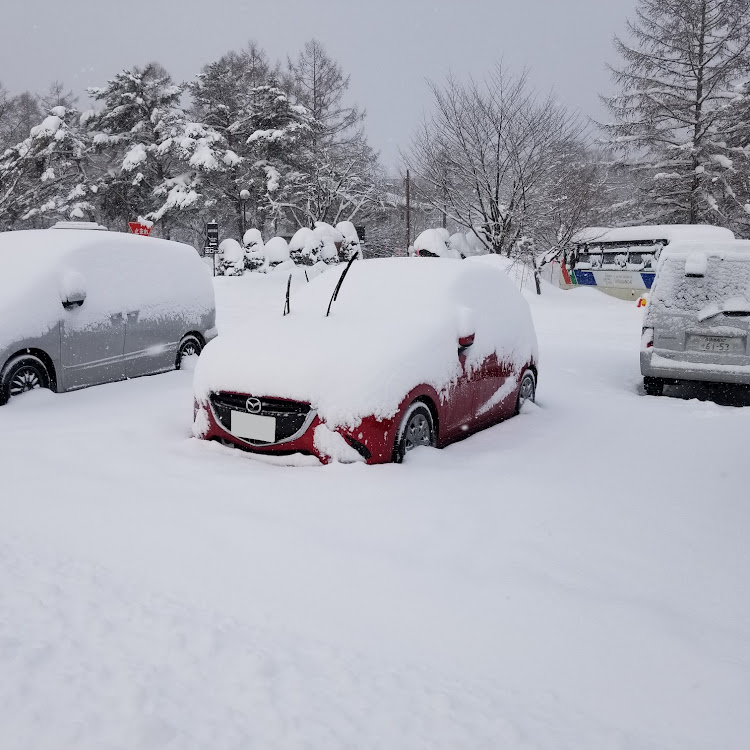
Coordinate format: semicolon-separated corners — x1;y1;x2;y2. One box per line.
194;394;398;464
641;350;750;385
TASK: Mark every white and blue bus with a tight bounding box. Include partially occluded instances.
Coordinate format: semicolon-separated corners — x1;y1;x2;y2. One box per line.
559;225;736;300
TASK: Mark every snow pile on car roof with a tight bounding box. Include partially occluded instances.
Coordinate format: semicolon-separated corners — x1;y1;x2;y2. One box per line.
572;224;735;245
194;257;537;427
0;229;213;352
657;239;750;261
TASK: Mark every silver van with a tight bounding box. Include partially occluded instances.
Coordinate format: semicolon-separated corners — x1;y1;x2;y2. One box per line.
0;223;217;404
641;239;750;395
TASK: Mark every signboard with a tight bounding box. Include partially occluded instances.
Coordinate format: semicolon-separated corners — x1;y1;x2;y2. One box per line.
128;221;152;236
205;222;219;253
561;266;655;291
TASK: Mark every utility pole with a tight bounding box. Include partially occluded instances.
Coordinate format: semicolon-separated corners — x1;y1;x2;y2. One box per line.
240;190;250;239
442;166;448;230
405;169;411;253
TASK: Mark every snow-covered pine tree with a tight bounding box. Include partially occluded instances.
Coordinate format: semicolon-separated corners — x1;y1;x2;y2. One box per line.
188;44;273;238
189;44;317;238
601;0;750;227
0;105;90;229
190;42;276;140
85;63;198;236
238;80;315;232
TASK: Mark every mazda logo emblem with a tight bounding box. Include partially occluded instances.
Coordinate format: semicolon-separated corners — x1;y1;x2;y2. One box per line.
246;397;262;414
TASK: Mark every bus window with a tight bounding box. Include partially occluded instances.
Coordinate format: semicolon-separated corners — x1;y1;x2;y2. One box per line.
627;251;645;269
601;252;627;269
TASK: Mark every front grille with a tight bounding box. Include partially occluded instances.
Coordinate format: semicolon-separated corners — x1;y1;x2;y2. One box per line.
210;392;312;443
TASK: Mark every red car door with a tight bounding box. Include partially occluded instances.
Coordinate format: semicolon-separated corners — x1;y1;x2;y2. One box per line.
471;353;517;426
438;348;476;440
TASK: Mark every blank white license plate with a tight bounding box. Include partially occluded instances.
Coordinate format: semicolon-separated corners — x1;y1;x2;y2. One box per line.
231;411;276;442
693;336;734;353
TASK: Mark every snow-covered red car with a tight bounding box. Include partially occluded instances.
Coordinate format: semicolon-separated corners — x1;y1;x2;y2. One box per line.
193;257;538;464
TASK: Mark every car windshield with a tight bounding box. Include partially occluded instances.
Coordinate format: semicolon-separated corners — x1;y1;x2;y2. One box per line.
651;256;750;314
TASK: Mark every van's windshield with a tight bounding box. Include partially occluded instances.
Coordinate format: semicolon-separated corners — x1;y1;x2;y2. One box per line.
651;256;750;314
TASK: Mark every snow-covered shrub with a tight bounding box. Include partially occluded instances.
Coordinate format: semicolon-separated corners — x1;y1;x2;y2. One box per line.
265;237;291;269
242;228;265;272
243;228;263;249
317;235;340;264
289;222;345;265
463;231;488;257
314;222;344;264
336;221;362;260
289;227;321;265
217;238;245;276
414;228;462;259
449;233;471;259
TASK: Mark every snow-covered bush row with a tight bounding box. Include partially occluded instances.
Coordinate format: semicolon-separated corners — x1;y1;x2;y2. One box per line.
413;228;490;259
215;222;361;276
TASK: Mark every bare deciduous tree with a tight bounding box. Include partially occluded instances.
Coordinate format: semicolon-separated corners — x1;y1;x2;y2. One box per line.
405;65;589;257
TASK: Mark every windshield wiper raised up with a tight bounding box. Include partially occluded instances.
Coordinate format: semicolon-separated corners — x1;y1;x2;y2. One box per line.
326;251;359;317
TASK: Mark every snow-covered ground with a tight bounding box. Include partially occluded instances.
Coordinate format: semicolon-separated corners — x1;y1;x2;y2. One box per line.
2;272;749;750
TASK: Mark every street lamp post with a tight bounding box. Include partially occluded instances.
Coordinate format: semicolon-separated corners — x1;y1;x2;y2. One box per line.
239;189;250;239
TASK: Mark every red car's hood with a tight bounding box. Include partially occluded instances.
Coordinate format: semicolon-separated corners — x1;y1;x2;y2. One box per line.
194;312;461;428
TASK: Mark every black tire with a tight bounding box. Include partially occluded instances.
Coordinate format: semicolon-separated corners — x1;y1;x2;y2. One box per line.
0;355;51;405
643;376;664;396
176;335;203;370
393;402;436;463
514;370;536;415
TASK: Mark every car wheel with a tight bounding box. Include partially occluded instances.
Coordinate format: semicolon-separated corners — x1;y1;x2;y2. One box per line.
0;355;51;404
393;402;436;463
643;376;664;396
176;335;203;370
514;370;536;415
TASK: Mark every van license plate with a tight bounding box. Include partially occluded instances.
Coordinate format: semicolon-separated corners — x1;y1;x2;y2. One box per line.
230;411;276;442
693;336;733;353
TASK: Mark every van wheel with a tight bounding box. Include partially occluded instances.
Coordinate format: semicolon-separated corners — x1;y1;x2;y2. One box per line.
643;377;664;396
176;335;203;370
1;355;51;404
393;402;436;463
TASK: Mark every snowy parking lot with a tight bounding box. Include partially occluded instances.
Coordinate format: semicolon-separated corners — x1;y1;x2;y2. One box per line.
2;275;749;750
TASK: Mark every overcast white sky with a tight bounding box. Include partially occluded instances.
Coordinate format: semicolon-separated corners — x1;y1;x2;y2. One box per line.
1;0;636;168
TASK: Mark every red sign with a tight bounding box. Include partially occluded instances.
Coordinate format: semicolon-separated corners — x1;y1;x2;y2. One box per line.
128;221;152;236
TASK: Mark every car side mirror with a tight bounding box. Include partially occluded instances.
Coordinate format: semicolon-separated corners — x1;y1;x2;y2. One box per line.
458;333;475;357
59;270;87;309
684;252;706;278
62;291;86;309
458;333;475;348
